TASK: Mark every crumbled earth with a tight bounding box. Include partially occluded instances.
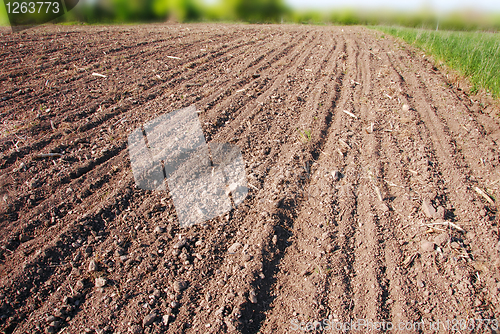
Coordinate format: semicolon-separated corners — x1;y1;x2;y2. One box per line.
0;23;500;333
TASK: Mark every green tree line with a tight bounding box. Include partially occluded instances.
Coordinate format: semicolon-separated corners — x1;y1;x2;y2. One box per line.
78;0;289;24
72;0;500;32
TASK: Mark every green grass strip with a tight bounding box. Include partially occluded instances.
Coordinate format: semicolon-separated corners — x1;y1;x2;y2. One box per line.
374;26;500;98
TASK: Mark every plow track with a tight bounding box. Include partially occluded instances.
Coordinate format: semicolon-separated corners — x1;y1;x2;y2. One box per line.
0;24;499;333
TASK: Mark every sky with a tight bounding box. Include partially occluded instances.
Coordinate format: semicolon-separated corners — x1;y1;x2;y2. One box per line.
283;0;500;12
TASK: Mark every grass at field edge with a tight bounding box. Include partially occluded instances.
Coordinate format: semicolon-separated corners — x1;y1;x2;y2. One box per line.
372;26;500;99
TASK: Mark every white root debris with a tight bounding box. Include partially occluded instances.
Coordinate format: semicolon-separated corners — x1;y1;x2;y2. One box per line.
474;186;494;204
420;221;464;232
342;110;358;119
167;56;182;60
247;183;259;191
339;139;350;149
374;186;383;201
92;72;107;78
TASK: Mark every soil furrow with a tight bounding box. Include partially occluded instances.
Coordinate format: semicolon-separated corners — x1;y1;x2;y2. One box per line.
379;34;499;327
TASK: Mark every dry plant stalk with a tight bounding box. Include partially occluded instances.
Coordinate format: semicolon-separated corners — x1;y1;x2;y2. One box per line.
474;186;494;204
342;110;358;119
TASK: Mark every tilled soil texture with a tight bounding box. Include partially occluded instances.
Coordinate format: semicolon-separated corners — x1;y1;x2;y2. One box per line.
1;24;500;334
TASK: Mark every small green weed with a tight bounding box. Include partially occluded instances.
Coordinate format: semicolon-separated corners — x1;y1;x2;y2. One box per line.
298;128;312;142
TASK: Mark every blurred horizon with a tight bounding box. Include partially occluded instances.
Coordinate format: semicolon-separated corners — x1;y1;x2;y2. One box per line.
282;0;500;12
1;0;500;30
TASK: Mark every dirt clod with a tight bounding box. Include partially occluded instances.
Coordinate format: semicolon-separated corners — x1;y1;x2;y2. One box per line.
129;325;142;334
421;240;435;253
173;280;188;293
142;312;156;327
422;199;436;218
332;170;342;181
88;260;97;272
95;277;107;288
228;242;242;254
434;233;449;246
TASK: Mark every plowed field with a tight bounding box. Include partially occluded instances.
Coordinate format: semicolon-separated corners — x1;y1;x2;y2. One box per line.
1;24;500;334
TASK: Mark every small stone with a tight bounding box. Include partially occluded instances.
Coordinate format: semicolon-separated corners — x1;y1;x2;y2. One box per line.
242;253;253;262
54;308;64;317
142;312;156;327
46;315;57;322
151;203;161;212
75;280;85;291
46;326;57;334
416;279;425;288
474;299;482;307
421;240;435;253
272;235;278;245
450;242;461;250
402;104;410;112
170;301;179;308
435;206;445;219
49;321;60;328
179;252;189;262
332;170;342;181
30;178;41;189
95;277;107;288
226;182;239;197
162;314;170;325
379;203;389;212
129;325;142;334
249;290;257;304
173;238;187;249
115;247;125;256
434;233;449;246
228;242;241;254
88;260;97;272
422;199;436;218
173;280;188;293
154;226;164;234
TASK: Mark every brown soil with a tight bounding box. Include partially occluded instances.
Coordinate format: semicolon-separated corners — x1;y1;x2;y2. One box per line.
0;23;500;334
